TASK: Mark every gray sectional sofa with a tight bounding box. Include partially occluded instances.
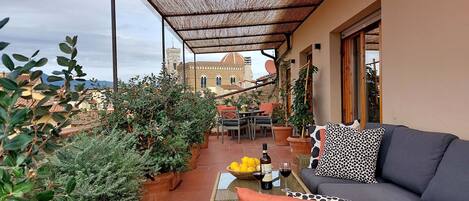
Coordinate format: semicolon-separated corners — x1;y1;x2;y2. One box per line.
301;123;469;201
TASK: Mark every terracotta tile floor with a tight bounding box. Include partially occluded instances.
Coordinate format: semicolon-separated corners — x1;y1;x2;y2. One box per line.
168;133;295;201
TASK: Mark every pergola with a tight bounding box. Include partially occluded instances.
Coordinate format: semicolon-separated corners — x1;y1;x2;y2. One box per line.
110;0;324;92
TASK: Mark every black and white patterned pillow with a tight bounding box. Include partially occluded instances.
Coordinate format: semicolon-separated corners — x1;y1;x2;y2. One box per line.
309;125;325;169
287;191;350;201
339;120;360;129
315;123;384;183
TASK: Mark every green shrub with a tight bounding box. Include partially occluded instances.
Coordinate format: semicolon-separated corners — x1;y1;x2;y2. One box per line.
47;129;156;201
1;17;87;200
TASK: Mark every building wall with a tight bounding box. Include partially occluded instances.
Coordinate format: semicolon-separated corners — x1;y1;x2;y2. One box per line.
279;0;378;125
279;0;469;139
166;48;181;75
381;0;469;139
184;63;245;92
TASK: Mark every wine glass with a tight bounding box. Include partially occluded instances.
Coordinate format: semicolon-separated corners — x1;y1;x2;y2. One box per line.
252;171;264;193
279;162;291;192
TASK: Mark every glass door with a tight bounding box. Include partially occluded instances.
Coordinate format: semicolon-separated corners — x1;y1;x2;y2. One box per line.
341;22;381;126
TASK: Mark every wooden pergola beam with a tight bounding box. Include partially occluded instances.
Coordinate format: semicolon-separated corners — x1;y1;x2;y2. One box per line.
165;4;319;17
185;33;287;41
195;47;279;54
146;0;194;53
191;41;284;49
176;20;301;32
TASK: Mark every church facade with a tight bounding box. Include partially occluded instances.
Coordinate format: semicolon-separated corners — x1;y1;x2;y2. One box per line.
170;51;254;95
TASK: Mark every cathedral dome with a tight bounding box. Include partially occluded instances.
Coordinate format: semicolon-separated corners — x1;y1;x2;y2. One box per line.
221;52;245;65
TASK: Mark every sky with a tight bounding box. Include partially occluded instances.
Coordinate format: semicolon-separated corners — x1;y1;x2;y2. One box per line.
0;0;273;82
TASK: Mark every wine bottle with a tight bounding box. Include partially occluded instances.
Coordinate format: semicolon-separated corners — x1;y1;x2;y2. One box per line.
260;143;272;190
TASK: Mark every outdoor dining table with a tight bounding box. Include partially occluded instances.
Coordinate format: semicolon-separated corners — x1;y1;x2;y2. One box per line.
238;110;264;140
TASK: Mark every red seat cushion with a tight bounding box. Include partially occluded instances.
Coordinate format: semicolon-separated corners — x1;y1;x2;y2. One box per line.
217;105;237;119
259;102;278;116
236;187;299;201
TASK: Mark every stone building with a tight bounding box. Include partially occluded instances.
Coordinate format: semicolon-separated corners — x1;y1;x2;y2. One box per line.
165;47;181;75
177;52;254;95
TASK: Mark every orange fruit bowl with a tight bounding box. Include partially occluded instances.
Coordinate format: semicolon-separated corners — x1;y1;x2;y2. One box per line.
226;166;256;180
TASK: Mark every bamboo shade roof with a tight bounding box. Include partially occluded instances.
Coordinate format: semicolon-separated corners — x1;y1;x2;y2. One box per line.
147;0;323;54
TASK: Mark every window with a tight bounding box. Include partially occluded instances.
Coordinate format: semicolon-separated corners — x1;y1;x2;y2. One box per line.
200;75;207;88
216;75;222;86
341;20;381;126
230;76;236;85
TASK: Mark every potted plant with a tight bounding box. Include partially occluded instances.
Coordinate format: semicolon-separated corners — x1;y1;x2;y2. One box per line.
47;129;157;201
272;89;293;145
103;73;191;198
287;63;318;155
197;89;217;149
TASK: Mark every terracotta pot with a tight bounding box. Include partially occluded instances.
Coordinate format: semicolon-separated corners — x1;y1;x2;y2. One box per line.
188;145;199;170
170;172;182;191
200;132;210;149
193;144;200;158
141;172;174;201
272;126;292;146
287;136;312;156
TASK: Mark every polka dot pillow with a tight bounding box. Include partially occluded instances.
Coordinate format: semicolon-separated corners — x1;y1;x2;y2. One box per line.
308;121;360;169
315;123;384;183
287;191;350;201
309;125;326;169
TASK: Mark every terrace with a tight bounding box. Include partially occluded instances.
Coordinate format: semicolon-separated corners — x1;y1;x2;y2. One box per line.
1;0;468;201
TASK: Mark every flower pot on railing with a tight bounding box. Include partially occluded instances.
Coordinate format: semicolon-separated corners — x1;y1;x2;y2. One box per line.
141;172;174;201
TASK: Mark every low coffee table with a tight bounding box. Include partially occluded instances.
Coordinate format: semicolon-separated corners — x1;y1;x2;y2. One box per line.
210;170;311;201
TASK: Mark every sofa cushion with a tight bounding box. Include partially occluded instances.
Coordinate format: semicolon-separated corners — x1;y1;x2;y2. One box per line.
318;183;420;201
301;168;360;193
364;123;407;176
254;117;273;125
308;125;326;169
382;127;457;194
421;139;469;201
222;119;247;126
236;187;298;201
315;124;384;183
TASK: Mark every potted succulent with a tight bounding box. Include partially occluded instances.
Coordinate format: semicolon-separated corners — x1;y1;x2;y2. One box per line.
287;63;318;156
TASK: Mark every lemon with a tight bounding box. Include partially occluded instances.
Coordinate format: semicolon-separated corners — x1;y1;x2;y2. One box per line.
240;163;248;169
240;165;249;172
229;162;240;170
247;158;256;168
254;158;260;166
247;167;255;172
241;156;250;164
232;166;240;172
256;165;261;171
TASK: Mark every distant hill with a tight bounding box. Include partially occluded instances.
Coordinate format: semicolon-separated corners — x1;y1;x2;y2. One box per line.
41;74;113;89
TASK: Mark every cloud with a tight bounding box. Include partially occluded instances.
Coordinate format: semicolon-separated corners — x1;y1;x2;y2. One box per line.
0;0;271;82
